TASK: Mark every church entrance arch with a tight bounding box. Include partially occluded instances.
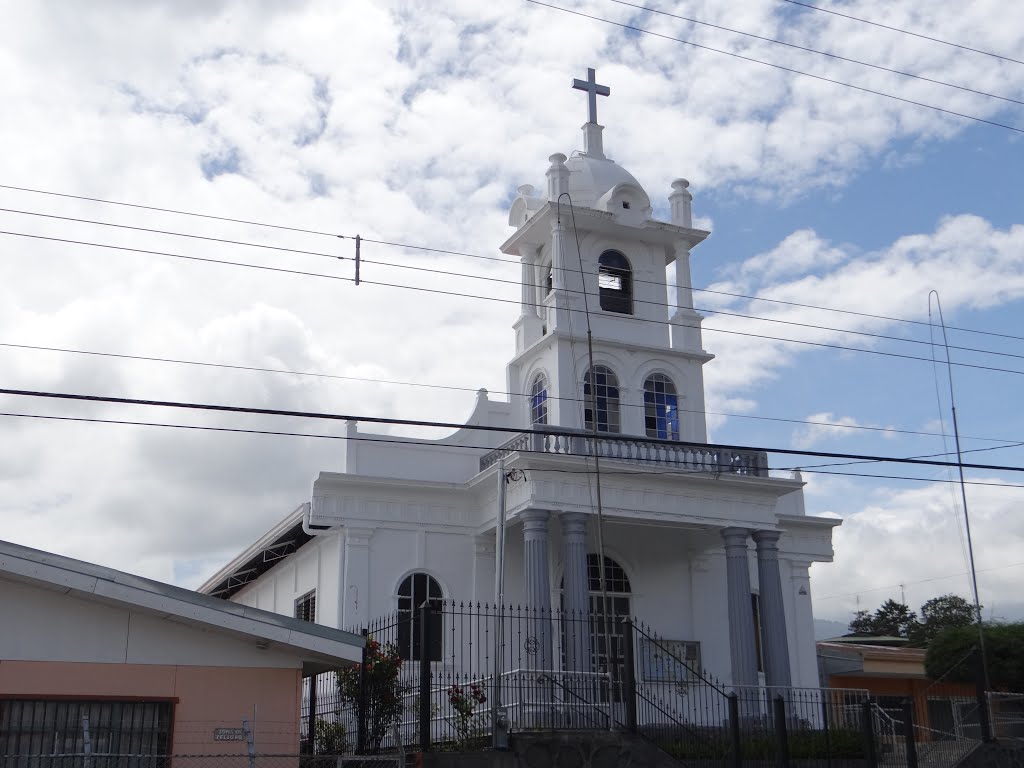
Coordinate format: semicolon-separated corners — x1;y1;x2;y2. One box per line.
561;554;632;702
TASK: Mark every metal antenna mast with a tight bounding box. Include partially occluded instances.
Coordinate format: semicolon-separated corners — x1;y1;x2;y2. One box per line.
928;290;988;687
557;192;613;681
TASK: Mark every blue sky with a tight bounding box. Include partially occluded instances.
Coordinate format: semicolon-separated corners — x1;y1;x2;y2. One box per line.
0;0;1021;630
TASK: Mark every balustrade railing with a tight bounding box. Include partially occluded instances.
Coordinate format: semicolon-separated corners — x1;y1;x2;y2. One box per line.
479;429;769;476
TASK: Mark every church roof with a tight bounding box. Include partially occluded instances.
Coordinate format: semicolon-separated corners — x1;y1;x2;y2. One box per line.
564;151;648;210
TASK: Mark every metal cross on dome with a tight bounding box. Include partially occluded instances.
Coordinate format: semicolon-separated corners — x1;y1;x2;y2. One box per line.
572;67;610;124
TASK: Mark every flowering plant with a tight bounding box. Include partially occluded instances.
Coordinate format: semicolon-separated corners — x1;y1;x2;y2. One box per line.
447;682;487;748
337;637;407;753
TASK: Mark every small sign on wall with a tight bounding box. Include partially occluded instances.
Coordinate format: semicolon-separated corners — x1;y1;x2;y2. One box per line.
214;728;246;741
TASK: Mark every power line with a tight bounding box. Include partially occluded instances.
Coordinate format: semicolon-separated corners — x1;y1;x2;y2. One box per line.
2;384;1024;474
6;227;1024;379
11;203;1024;364
0;184;340;237
0;229;354;284
532;464;1024;490
524;0;1024;134
4;182;1023;344
6;204;1024;366
816;561;1024;602
779;0;1024;67
610;0;1024;106
354;253;1024;365
3;409;1023;491
1;337;1019;445
0;206;347;262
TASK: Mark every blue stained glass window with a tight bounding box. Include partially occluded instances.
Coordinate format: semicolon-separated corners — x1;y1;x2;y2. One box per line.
530;375;548;425
644;373;679;440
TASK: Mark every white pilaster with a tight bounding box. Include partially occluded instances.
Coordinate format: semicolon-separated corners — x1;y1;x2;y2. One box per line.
341;527;373;630
473;534;497;605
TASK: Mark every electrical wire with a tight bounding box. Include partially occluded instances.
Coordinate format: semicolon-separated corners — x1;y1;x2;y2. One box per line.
0;230;354;284
0;184;340;237
1;337;1018;445
779;0;1024;67
2;384;1024;474
610;0;1024;106
524;0;1024;134
3;409;1023;490
5;227;1024;379
816;560;1024;602
3;182;1023;343
5;204;1024;366
0;206;347;262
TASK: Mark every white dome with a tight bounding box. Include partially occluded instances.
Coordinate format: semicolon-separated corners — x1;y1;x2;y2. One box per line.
565;153;649;211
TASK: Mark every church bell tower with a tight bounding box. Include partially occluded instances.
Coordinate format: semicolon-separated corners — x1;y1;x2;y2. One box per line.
500;68;714;443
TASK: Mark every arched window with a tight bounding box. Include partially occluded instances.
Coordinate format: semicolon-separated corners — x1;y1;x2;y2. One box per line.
559;554;632;691
643;373;679;440
530;374;548;425
588;555;631;702
598;251;632;314
583;366;620;433
397;573;443;661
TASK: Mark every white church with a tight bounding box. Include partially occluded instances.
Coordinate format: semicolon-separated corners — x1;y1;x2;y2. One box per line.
201;70;839;702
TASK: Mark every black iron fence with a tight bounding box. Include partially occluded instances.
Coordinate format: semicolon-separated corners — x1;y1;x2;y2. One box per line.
299;602;1012;766
301;601;620;754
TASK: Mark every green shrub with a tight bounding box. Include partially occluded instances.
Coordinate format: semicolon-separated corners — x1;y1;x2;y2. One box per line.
313;719;351;755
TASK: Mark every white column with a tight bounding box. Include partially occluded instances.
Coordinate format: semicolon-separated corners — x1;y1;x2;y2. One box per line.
721;527;759;688
752;530;793;689
789;560;816;688
669;179;693;227
561;512;591;674
673;242;694;312
341;527;373;630
522;509;553;672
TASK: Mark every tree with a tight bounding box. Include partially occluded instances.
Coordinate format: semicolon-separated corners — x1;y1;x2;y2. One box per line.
337;637;408;753
924;623;1024;690
847;599;917;637
910;594;977;644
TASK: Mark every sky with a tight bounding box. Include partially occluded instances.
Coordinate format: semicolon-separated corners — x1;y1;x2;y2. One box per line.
0;0;1022;632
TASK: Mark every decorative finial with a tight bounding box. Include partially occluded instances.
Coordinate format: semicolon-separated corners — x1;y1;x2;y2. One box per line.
572;68;610;125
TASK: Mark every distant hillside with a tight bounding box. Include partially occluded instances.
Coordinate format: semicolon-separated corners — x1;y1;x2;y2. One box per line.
814;618;849;640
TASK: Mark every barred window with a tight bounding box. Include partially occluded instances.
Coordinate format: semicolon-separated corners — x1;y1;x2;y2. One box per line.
643;373;679;440
295;589;316;623
0;699;171;760
530;374;548;425
588;555;631;703
583;366;620;433
397;573;443;662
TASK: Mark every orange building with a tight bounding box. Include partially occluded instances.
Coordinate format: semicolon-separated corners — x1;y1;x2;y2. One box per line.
818;639;978;740
0;539;363;757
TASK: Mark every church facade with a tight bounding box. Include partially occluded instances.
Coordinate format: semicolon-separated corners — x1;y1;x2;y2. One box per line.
201;71;839;697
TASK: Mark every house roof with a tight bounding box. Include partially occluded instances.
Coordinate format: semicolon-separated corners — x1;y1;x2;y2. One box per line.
818;641;926;662
0;537;364;672
198;503;316;598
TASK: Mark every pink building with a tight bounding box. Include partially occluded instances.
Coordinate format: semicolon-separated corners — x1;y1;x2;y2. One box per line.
0;539;363;757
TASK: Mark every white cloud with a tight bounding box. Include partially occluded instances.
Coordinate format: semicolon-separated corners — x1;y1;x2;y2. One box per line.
792;412;898;449
0;0;1020;608
811;480;1024;625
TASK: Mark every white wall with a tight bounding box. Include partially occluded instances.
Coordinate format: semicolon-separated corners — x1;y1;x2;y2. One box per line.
0;578;302;668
